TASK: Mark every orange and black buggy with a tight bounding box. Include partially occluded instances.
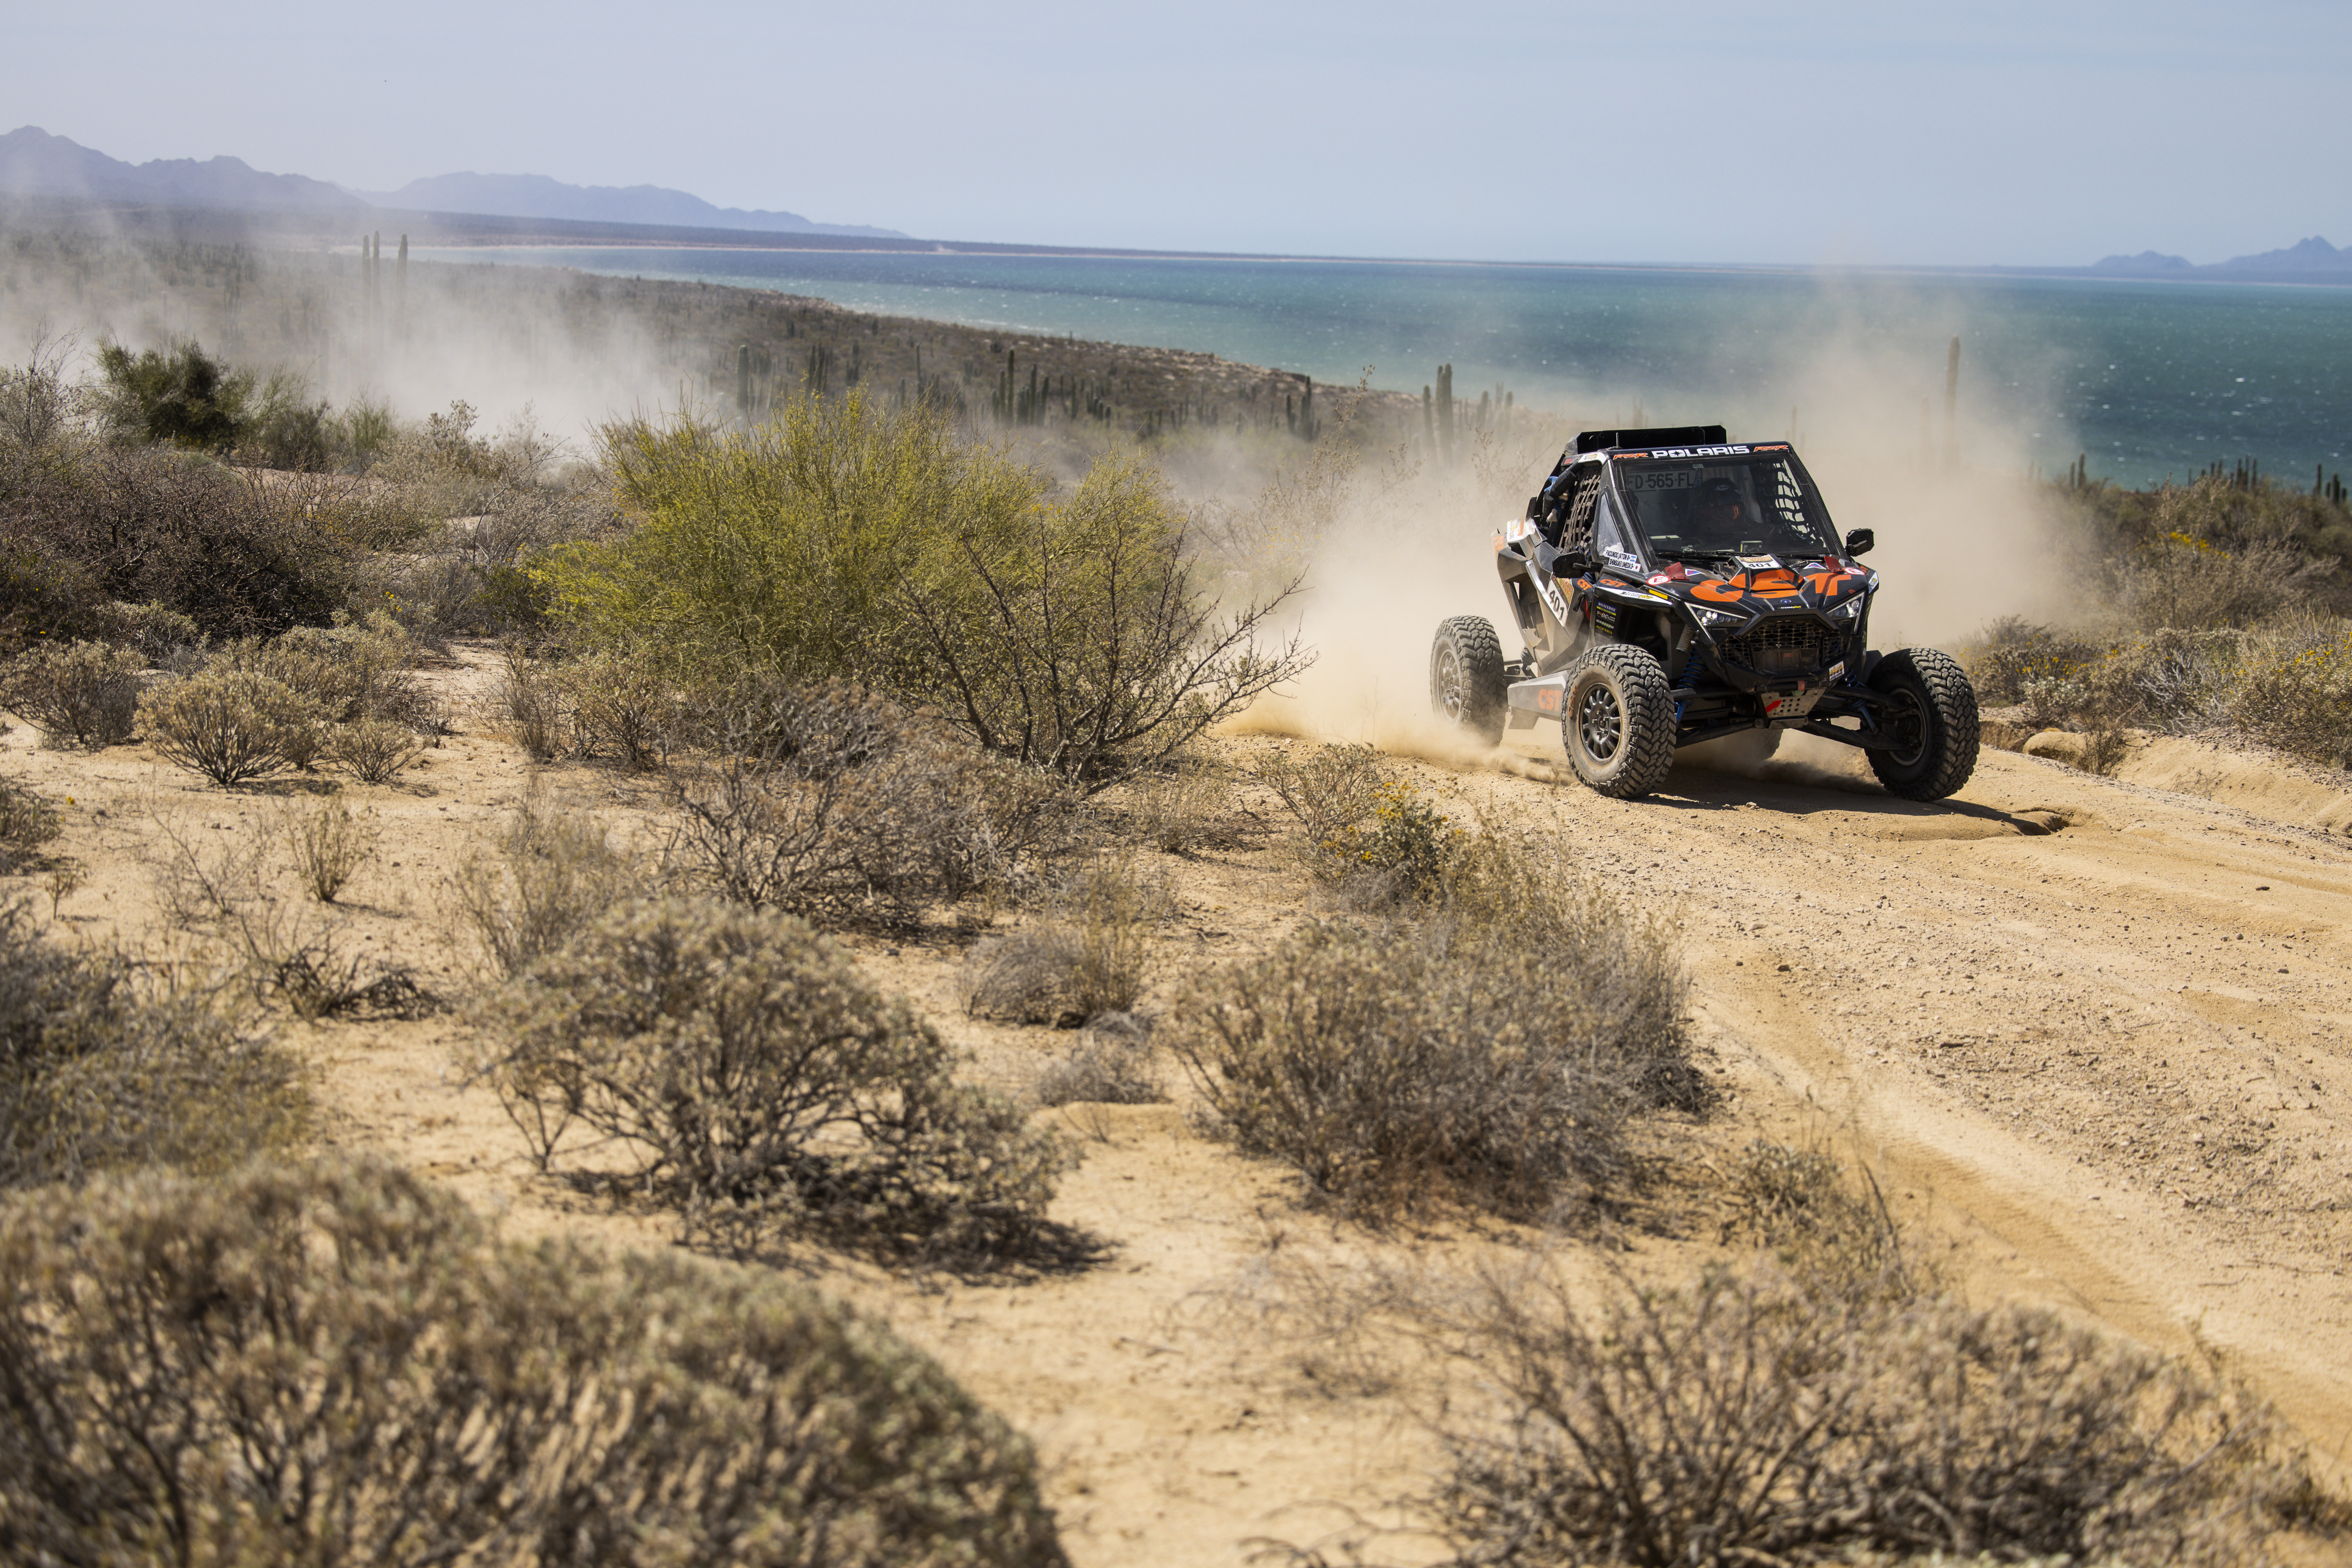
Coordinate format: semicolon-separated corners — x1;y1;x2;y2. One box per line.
1430;425;1979;801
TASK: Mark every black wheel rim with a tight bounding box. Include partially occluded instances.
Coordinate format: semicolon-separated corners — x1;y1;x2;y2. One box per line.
1885;686;1929;768
1577;682;1623;762
1435;644;1469;723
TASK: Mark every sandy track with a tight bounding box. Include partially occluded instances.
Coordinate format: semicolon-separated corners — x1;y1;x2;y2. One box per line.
1419;725;2352;1469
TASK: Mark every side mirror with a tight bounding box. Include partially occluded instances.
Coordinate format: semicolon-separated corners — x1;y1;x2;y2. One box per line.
1843;528;1875;557
1550;545;1592;577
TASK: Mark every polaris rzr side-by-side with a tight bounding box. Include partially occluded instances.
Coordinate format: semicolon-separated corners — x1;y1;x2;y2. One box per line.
1429;425;1979;801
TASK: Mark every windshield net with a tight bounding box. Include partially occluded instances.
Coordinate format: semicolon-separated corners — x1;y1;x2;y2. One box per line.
1614;454;1839;562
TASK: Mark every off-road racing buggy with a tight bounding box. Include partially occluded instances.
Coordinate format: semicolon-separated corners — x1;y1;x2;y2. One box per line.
1429;425;1978;802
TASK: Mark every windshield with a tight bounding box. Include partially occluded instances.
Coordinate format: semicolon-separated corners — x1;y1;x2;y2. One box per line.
1612;452;1839;563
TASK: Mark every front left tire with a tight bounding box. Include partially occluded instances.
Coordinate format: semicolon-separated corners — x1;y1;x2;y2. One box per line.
1562;643;1677;799
1865;647;1980;800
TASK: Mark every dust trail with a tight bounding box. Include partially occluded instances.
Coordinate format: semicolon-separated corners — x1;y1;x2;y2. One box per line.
1223;283;2075;765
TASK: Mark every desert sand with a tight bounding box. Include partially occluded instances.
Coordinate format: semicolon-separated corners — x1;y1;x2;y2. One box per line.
12;643;2352;1567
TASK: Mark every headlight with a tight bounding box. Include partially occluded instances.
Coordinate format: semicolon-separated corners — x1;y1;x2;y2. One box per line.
1693;607;1741;628
1831;595;1866;620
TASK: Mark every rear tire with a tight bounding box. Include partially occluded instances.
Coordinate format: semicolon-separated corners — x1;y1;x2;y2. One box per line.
1430;616;1507;746
1562;643;1676;799
1866;647;1980;800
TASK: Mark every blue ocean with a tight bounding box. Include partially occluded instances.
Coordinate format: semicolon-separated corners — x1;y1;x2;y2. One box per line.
419;247;2352;490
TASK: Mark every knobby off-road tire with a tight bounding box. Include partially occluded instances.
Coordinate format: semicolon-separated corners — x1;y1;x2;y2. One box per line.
1430;616;1508;746
1866;646;1980;801
1562;643;1677;800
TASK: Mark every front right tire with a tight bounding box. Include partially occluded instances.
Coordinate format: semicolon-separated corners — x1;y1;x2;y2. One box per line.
1430;615;1508;746
1562;643;1677;799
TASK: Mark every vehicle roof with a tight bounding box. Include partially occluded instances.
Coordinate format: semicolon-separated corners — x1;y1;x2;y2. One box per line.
1572;424;1727;454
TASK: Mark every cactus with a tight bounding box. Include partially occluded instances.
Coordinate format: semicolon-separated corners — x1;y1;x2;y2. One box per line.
1436;363;1454;462
1943;334;1961;466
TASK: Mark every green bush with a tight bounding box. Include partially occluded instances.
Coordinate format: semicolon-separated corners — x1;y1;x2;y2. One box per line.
472;897;1073;1263
896;456;1312;786
0;638;143;746
1164;833;1693;1219
0;899;306;1188
137;664;319;786
94;339;250;452
556;396;1308;787
561;393;1040;682
0;1157;1071;1568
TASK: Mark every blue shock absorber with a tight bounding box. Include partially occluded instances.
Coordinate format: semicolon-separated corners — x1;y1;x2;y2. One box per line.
1674;647;1702;723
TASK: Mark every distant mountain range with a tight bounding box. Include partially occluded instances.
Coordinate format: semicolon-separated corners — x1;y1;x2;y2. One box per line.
351;172;902;239
2091;235;2352;284
0;126;901;240
0;125;365;212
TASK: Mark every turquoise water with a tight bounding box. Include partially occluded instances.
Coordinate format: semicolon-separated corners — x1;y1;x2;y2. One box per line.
419;247;2352;490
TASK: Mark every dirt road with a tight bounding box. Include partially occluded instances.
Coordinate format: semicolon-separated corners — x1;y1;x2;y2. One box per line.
1426;725;2352;1469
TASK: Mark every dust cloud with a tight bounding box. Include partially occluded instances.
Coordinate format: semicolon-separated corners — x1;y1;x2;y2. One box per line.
1219;287;2077;769
0;231;706;455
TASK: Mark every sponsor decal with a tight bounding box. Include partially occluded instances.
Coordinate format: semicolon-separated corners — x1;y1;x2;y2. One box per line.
1643;444;1752;459
1537;575;1569;621
1603;547;1642;572
1536;687;1562;714
1736;554;1780;571
1646;572;1671;586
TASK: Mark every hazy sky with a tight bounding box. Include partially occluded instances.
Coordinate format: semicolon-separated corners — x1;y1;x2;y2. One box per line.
10;0;2347;265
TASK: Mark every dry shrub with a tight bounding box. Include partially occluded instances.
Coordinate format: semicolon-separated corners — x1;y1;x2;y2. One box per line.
1427;1259;2315;1568
137;664;316;786
492;641;567;761
665;680;1066;925
965;856;1163;1026
145;812;431;1019
1254;741;1388;842
1165;833;1692;1220
89;597;201;661
280;797;375;902
0;775;61;873
1122;751;1237;853
327;715;428;782
2229;613;2352;767
1033;1012;1165;1106
560;646;678;768
0;1158;1071;1568
0;446;372;639
2077;626;2244;729
470;897;1073;1265
1722;1139;1917;1303
222;612;424;726
0;899;306;1188
0;638;144;747
2107;531;2328;631
449;788;639;977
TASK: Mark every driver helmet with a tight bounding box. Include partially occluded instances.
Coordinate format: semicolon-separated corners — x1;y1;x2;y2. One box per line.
1695;477;1748;525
